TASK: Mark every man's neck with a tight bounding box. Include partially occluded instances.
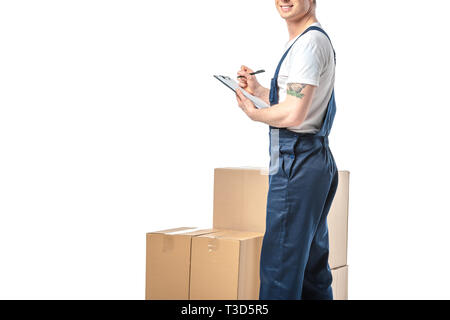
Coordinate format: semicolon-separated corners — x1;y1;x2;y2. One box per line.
286;14;319;41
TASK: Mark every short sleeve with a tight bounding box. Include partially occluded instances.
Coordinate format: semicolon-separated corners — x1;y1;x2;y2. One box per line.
286;36;326;87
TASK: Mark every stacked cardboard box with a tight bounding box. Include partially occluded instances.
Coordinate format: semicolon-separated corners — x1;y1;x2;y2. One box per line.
145;227;217;300
146;167;349;300
190;230;264;300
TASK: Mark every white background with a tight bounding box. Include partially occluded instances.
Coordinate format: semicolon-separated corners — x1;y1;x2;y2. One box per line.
1;0;449;299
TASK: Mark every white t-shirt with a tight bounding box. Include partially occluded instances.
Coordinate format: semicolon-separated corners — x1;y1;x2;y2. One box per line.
277;22;335;134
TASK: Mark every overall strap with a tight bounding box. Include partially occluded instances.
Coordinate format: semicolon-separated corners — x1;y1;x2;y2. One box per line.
306;26;336;64
273;26;316;80
273;25;336;78
306;27;337;137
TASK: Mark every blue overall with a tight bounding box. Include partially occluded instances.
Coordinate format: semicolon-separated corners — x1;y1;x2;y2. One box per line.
259;26;338;300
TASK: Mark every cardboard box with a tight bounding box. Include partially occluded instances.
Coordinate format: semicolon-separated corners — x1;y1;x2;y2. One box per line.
328;172;350;268
145;227;216;300
331;265;349;300
213;167;349;269
213;167;268;233
189;230;264;300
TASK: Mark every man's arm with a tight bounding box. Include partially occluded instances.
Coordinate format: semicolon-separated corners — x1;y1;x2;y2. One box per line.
236;83;316;128
253;86;271;106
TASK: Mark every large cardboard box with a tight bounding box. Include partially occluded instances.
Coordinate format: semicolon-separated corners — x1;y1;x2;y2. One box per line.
146;227;216;300
331;265;349;300
328;172;350;269
213;167;268;233
213;167;349;269
190;230;264;300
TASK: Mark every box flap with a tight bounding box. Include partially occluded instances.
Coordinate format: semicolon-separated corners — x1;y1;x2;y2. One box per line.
216;167;269;175
148;227;197;235
148;227;216;236
199;230;264;241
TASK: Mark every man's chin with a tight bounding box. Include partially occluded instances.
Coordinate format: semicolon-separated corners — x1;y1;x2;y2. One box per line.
281;15;296;21
278;10;296;20
279;12;291;19
280;11;304;22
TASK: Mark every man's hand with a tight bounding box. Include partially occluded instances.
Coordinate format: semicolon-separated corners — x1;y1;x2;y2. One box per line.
237;65;262;95
236;88;258;120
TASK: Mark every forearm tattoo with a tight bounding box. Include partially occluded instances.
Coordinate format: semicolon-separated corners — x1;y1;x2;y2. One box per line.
287;83;307;99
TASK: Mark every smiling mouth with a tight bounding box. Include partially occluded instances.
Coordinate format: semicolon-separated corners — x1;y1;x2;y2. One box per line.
280;4;294;11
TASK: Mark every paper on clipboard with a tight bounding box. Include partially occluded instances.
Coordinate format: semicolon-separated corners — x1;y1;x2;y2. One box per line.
213;75;270;109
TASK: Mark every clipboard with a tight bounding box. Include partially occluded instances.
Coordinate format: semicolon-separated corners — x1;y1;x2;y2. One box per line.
213;75;270;109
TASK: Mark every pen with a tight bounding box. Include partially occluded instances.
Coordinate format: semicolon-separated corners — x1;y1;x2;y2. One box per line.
237;69;265;78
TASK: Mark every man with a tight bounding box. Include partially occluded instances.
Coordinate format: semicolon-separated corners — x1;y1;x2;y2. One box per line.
235;0;338;300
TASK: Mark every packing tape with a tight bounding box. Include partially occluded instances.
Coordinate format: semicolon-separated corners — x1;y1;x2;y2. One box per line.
163;227;199;235
207;237;220;253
